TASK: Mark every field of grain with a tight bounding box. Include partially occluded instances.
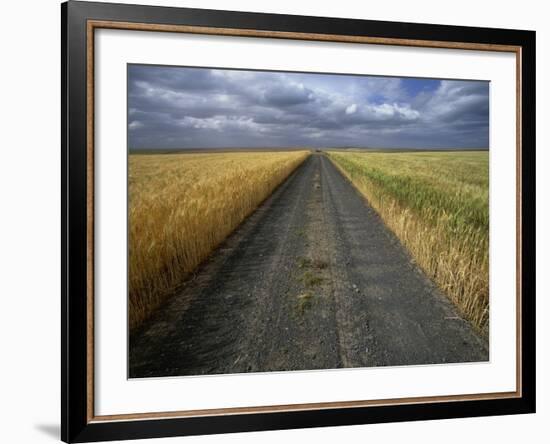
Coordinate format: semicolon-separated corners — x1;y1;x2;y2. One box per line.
129;150;310;330
328;151;489;333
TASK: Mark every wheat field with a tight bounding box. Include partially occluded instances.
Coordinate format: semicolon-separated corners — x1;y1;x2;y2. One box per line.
129;150;310;330
328;150;489;334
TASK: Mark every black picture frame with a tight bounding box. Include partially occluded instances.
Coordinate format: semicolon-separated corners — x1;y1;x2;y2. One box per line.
61;1;536;442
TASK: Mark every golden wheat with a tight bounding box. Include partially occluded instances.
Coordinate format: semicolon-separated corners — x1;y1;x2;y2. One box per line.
129;150;310;330
328;151;489;334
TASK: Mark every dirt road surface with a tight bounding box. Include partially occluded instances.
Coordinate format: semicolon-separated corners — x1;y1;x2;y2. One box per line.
129;154;488;378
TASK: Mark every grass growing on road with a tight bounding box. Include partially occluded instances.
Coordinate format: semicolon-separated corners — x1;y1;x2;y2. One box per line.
328;150;489;333
129;150;310;330
296;292;314;315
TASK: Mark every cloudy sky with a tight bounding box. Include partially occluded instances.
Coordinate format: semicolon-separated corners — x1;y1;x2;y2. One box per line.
128;64;489;150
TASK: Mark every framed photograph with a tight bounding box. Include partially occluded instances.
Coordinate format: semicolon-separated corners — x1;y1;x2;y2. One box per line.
61;1;535;442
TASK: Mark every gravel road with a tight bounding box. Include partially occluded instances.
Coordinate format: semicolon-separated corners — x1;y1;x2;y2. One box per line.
129;153;488;378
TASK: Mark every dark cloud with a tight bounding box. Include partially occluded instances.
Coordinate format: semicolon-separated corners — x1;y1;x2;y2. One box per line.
261;83;315;107
128;65;489;149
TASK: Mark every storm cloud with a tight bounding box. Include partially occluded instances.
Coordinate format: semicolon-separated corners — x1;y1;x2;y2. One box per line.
128;65;489;150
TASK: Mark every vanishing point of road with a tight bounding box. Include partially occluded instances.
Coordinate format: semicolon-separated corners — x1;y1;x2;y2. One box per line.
129;153;488;378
